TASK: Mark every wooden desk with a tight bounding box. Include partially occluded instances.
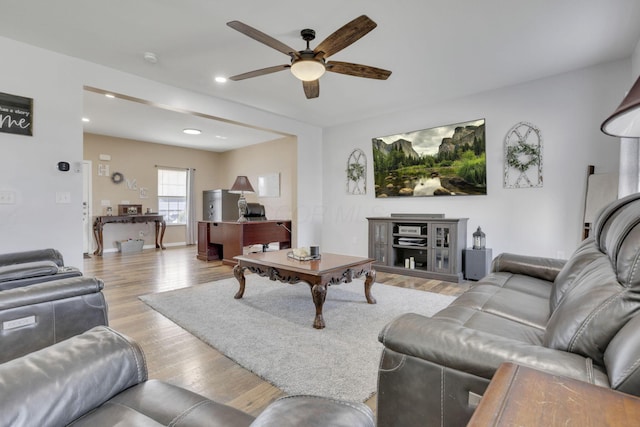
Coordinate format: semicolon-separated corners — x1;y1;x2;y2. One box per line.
467;362;640;426
197;220;291;264
93;214;166;256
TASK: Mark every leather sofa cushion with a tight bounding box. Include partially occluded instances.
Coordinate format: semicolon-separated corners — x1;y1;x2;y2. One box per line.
550;238;601;312
593;193;640;252
477;271;552;299
544;195;640;365
600;205;640;287
433;305;544;345
604;313;640;392
70;380;255;427
251;395;375;427
543;254;640;364
0;260;59;282
448;282;549;330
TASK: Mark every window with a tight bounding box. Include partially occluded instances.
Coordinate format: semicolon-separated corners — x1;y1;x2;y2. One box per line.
158;168;187;225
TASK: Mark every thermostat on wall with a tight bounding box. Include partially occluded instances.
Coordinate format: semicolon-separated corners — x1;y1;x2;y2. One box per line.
57;161;70;172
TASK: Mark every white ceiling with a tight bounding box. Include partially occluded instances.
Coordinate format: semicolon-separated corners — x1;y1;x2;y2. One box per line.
1;0;640;151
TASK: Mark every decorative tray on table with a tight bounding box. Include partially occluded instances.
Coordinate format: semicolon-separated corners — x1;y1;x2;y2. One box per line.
287;248;321;261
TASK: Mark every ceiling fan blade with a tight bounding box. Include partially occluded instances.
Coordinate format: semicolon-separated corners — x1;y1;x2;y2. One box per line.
227;21;299;59
326;61;392;80
229;64;290;81
303;80;319;99
314;15;377;58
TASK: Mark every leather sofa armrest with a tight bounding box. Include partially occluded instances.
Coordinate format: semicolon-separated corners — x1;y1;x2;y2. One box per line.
0;276;104;311
0;260;59;282
250;395;375;427
490;253;566;282
0;248;64;267
379;313;608;386
0;326;147;427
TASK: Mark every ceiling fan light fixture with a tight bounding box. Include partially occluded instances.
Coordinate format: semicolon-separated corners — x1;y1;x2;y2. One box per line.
290;59;326;82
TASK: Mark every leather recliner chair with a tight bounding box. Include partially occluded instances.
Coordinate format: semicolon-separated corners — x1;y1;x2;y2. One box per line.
0;326;375;427
377;192;640;426
0;248;108;363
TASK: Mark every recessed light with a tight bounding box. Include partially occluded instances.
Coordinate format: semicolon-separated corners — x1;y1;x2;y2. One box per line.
82;117;90;122
105;93;115;99
183;128;202;135
215;76;227;83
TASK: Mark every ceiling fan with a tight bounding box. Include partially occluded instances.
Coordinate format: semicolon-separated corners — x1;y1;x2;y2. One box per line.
226;15;392;99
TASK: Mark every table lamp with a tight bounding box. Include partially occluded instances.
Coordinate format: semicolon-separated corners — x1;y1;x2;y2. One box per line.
229;176;255;222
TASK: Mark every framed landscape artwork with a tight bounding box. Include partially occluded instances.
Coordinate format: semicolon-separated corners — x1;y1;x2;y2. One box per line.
372;118;486;198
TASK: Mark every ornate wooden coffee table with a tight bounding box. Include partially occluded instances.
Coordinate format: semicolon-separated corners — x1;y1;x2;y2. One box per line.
233;250;376;329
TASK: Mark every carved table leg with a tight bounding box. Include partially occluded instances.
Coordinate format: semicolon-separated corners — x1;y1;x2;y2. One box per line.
311;283;327;329
156;220;167;250
233;265;246;299
93;222;104;256
364;269;377;304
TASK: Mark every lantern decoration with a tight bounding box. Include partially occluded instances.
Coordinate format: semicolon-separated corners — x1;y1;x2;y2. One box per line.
473;226;486;250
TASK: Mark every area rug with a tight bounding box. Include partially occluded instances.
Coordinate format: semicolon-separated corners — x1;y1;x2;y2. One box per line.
139;275;455;402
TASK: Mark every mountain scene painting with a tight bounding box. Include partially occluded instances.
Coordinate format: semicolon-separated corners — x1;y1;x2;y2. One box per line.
372;119;486;198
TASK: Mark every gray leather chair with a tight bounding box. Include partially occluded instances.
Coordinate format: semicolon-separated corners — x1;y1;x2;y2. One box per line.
377;193;640;426
0;248;108;363
0;326;375;427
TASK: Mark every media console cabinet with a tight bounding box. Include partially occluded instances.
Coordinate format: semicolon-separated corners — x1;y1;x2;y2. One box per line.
367;214;467;282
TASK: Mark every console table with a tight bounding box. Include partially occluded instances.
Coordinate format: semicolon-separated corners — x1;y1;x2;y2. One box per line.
197;220;291;265
468;362;640;426
93;214;166;256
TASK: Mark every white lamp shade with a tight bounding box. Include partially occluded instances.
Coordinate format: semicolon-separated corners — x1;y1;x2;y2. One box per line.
602;75;640;137
290;60;326;82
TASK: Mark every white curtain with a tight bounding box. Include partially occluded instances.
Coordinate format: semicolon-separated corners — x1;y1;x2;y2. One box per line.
185;168;197;245
618;137;640;198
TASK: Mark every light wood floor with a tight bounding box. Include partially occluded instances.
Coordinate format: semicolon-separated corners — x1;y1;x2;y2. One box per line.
83;246;471;417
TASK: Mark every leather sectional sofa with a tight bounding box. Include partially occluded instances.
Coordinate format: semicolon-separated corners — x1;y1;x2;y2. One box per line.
0;326;375;427
377;192;640;426
0;248;108;363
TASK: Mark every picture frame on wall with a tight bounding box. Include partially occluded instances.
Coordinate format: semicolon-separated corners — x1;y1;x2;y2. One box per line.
258;173;280;197
0;91;33;136
372;118;486;198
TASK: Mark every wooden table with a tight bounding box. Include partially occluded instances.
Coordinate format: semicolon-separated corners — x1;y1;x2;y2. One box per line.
233;250;376;329
467;362;640;426
93;214;166;256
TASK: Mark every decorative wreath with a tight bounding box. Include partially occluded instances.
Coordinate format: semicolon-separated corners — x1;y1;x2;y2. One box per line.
111;172;124;184
506;142;540;173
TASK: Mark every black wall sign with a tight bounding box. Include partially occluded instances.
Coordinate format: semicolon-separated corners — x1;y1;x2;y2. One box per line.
0;92;33;136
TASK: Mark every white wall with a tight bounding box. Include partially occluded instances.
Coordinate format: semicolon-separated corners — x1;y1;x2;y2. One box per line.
0;36;323;269
322;59;629;259
632;38;640;75
0;37;85;266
